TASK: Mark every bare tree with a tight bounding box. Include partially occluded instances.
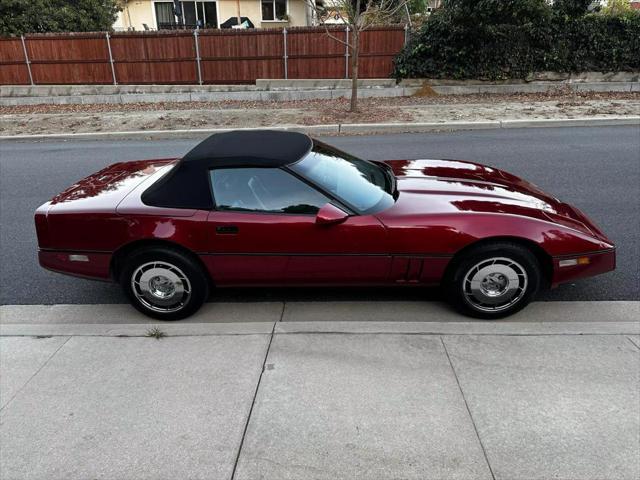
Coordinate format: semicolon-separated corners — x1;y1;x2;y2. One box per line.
304;0;409;112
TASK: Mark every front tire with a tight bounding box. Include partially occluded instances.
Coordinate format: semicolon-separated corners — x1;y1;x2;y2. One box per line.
120;247;209;321
445;242;541;319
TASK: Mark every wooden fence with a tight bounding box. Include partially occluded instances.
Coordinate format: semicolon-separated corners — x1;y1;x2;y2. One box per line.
0;26;406;85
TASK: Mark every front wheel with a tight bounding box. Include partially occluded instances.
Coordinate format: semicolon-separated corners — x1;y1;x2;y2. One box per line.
445;242;541;319
120;247;209;321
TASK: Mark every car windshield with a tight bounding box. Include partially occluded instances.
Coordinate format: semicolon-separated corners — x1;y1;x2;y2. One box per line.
290;141;395;214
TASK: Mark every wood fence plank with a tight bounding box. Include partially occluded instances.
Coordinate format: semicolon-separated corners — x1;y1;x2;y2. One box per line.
0;38;29;84
0;26;404;85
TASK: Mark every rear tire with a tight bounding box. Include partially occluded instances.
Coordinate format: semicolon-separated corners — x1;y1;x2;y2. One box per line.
120;247;209;321
445;242;541;320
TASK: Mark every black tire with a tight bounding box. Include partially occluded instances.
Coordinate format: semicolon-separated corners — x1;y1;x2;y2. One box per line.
120;247;209;321
445;242;541;320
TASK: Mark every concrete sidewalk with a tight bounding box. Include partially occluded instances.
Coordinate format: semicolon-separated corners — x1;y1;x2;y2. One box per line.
1;329;638;479
2;300;639;334
1;301;639;479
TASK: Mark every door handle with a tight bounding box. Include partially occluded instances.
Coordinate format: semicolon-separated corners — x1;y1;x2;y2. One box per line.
216;225;239;235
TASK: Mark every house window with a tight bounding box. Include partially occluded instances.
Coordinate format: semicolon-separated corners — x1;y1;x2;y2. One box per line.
155;1;218;30
261;0;287;21
155;2;175;28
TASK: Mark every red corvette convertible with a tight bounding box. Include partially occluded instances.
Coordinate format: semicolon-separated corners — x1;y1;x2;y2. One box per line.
35;131;615;320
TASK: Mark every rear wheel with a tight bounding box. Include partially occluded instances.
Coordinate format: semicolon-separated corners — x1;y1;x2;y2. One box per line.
445;242;541;319
120;247;209;320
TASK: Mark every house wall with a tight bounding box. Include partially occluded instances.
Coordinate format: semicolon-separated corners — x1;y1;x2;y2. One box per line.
218;0;309;29
115;1;157;30
114;0;310;31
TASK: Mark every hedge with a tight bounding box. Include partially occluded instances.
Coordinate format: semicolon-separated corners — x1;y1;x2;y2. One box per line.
393;1;640;80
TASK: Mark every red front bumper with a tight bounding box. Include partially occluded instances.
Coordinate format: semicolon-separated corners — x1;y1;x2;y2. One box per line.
38;250;113;281
551;249;616;288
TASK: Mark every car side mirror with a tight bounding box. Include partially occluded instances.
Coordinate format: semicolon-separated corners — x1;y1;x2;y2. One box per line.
316;203;349;226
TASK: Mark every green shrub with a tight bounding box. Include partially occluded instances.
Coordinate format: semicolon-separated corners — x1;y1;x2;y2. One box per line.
0;0;121;36
393;0;640;80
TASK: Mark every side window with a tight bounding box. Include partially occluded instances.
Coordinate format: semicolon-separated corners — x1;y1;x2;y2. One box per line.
210;168;329;214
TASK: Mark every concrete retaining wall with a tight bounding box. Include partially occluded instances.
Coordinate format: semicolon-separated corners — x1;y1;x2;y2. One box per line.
1;74;637;106
0;87;419;106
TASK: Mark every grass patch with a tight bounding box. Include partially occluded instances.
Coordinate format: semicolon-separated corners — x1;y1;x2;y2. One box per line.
145;326;166;340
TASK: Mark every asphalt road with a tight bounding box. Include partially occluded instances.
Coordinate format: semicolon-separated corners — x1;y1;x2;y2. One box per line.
1;126;638;305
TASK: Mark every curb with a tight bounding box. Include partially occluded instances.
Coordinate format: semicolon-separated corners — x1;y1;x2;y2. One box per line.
1;301;638;337
1;117;638;141
1;321;638;337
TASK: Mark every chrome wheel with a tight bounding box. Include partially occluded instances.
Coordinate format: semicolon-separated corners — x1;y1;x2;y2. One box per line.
462;257;528;313
131;261;191;313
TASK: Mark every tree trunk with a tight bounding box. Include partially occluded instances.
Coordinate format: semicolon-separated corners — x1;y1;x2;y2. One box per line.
349;30;359;113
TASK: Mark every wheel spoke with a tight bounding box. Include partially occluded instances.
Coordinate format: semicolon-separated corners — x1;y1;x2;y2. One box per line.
462;256;528;313
131;261;192;314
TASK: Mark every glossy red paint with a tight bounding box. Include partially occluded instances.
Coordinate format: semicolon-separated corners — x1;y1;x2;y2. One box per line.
38;250;112;280
379;159;614;257
316;203;349;225
551;250;616;287
35;156;615;290
204;208;390;285
35;160;210;253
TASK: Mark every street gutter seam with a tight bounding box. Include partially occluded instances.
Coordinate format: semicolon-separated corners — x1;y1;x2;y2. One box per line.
230;320;278;479
0;332;271;338
1;331;638;338
273;331;638;337
0;335;71;413
440;336;496;480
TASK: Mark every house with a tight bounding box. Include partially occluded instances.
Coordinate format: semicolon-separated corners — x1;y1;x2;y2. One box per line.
600;0;640;10
114;0;315;31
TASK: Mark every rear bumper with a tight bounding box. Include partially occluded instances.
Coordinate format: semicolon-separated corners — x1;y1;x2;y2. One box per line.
551;248;616;288
38;250;113;282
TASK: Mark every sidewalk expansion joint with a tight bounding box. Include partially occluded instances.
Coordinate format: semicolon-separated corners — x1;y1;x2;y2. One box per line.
441;337;496;480
626;336;640;350
0;335;71;413
231;320;277;479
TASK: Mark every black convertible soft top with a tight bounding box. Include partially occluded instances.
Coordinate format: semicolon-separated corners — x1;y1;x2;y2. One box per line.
142;130;313;209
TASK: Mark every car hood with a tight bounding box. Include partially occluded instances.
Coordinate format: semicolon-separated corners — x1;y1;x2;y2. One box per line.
382;159;609;241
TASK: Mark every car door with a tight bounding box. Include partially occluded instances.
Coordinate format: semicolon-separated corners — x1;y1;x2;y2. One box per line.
204;167;390;286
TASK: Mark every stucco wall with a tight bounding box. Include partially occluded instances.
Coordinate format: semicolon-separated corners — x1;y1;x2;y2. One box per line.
218;0;309;28
218;1;257;27
114;0;310;31
115;1;156;30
